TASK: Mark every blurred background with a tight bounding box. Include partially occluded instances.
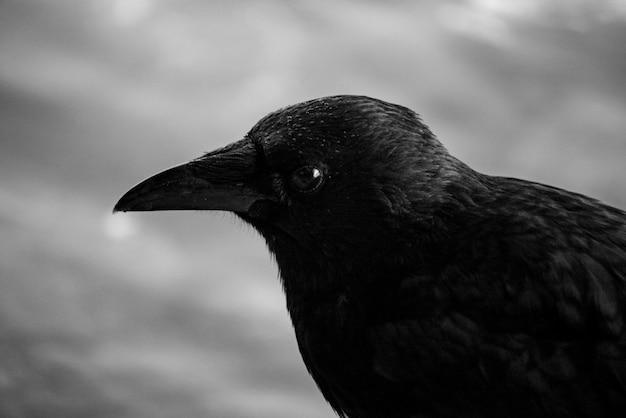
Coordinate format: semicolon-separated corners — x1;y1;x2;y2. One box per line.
1;0;625;417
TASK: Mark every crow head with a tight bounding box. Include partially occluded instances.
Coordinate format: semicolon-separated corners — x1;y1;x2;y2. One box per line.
115;95;469;294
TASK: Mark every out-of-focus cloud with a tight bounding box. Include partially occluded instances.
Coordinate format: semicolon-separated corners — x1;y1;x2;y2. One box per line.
103;213;139;240
442;0;626;43
110;0;154;27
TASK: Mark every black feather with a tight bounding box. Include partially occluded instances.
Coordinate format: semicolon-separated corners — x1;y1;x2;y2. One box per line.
116;95;626;417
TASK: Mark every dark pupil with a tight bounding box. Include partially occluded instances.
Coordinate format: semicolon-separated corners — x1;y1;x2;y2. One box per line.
292;166;322;192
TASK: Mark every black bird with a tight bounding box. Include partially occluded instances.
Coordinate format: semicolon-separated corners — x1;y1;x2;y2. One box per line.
114;95;626;418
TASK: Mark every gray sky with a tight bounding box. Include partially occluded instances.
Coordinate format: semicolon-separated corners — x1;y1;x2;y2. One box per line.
1;0;625;417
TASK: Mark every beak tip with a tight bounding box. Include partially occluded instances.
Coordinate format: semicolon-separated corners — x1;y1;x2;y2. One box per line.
113;192;142;213
113;194;152;213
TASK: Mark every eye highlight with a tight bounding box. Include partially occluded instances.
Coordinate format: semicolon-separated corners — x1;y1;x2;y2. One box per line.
290;166;325;193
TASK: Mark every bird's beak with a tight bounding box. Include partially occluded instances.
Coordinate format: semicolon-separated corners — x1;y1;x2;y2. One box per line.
113;139;270;214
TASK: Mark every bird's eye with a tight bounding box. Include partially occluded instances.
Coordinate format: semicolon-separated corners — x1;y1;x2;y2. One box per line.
290;166;324;193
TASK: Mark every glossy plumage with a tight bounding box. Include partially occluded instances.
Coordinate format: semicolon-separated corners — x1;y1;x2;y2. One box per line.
115;96;626;417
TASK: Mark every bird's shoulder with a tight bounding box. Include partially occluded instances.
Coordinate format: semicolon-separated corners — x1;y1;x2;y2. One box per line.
366;176;626;415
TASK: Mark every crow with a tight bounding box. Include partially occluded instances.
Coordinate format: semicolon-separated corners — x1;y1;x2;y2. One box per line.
114;95;626;418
